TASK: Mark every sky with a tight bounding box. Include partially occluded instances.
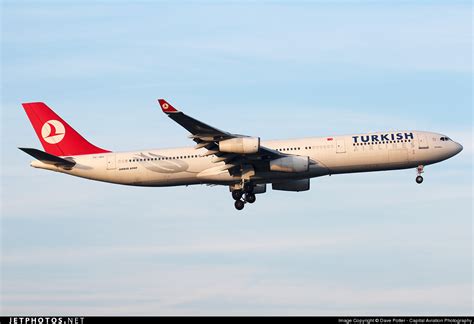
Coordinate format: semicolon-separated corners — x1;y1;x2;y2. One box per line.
1;0;472;316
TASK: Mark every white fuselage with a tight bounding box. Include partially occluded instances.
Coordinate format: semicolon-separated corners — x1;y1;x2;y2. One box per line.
31;130;463;187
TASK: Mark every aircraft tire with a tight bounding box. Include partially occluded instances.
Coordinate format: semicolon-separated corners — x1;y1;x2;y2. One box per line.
234;200;245;210
416;175;424;184
232;190;243;200
245;193;256;204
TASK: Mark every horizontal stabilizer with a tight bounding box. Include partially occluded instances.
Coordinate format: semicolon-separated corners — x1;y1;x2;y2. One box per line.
18;147;76;168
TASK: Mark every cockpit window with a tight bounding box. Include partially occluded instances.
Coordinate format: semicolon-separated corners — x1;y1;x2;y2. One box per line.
440;137;451;141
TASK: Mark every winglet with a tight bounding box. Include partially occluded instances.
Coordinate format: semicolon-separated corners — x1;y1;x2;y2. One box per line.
158;99;179;114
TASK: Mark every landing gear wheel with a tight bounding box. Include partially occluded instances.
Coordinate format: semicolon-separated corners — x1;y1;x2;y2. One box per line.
244;183;254;194
232;190;243;201
234;200;245;210
245;193;256;204
416;175;424;184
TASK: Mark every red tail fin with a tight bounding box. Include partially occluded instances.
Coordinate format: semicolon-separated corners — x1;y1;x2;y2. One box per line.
22;102;110;156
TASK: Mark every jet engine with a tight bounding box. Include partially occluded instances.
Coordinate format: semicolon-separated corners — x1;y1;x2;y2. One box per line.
253;184;267;194
219;137;260;154
272;179;310;192
270;156;309;173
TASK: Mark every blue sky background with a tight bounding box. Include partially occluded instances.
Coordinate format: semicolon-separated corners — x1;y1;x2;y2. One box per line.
1;0;472;315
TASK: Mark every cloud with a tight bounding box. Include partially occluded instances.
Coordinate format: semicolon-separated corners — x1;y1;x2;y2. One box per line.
2;205;471;315
3;267;470;315
2;233;353;265
161;3;472;73
2;2;471;87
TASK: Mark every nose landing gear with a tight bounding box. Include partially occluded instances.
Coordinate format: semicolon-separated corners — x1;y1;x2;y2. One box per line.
416;165;424;184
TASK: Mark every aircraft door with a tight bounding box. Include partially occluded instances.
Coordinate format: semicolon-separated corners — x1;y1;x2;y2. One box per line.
106;154;116;170
336;139;346;153
418;135;429;149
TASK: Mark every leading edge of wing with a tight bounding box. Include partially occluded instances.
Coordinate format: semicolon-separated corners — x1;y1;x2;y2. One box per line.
157;99;287;160
157;99;231;138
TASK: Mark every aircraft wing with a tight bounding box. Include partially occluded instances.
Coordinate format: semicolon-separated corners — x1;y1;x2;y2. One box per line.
158;99;287;172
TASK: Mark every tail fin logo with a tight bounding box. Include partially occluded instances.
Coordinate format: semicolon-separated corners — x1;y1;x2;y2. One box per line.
41;120;65;144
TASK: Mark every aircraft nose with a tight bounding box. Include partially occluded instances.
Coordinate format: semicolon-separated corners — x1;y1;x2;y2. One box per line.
455;142;463;154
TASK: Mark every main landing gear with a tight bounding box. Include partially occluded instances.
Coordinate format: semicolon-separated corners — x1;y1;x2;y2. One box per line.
416;165;424;184
232;183;256;211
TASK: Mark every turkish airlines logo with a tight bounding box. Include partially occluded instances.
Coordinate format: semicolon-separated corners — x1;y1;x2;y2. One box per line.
162;103;169;110
41;120;65;144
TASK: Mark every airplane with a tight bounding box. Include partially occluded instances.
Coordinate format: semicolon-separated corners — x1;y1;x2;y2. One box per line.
19;100;463;210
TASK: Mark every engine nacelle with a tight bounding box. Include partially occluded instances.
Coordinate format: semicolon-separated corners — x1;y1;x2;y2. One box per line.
272;179;310;192
270;156;309;173
253;184;267;194
219;137;260;154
